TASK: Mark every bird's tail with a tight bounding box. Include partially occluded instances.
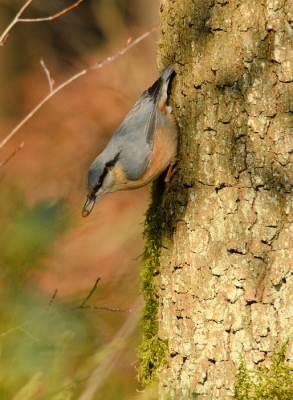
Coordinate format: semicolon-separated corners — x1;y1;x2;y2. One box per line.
144;64;175;143
157;64;174;111
147;64;175;101
160;64;175;84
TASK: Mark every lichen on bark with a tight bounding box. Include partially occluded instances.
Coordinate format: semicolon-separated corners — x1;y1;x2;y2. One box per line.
152;0;293;399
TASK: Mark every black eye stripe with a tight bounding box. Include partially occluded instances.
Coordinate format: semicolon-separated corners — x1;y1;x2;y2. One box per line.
106;152;120;169
93;182;102;192
94;152;121;192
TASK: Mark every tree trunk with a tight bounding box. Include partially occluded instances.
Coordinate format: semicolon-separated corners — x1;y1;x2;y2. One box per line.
153;0;293;398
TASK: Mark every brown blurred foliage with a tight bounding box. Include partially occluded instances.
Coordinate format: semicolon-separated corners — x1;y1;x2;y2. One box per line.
0;0;159;398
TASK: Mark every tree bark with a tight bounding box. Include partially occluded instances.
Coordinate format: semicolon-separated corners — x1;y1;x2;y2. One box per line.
155;0;293;398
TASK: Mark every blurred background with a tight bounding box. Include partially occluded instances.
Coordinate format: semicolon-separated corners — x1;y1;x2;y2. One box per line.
0;0;159;398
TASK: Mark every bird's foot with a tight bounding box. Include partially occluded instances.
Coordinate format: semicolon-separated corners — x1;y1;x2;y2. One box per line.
162;157;177;207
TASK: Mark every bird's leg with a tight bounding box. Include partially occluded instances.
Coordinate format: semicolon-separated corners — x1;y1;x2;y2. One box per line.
162;157;177;206
165;157;177;186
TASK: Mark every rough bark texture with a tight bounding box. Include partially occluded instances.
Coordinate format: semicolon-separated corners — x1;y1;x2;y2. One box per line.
155;0;293;398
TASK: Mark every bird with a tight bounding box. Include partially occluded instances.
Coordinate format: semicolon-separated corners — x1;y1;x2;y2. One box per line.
82;64;178;217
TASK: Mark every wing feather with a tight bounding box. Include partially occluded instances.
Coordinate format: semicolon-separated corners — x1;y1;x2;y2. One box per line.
104;66;173;181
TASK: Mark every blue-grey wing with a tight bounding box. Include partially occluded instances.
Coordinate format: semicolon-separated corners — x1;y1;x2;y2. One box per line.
104;64;174;181
107;81;162;180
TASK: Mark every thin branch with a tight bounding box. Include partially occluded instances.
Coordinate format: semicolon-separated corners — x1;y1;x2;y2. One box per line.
0;24;159;149
40;59;54;93
0;0;84;45
0;69;87;149
18;327;41;342
18;327;52;347
0;278;131;339
0;321;30;338
78;297;141;400
0;141;24;167
0;0;32;45
45;288;58;314
55;278;130;313
51;277;131;314
89;23;159;71
81;277;101;306
18;0;83;22
55;305;131;314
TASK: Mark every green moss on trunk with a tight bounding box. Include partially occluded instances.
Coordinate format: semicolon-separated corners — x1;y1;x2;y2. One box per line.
137;180;168;387
233;337;293;400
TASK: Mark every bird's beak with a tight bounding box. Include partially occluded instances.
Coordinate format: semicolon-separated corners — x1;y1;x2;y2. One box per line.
82;196;97;217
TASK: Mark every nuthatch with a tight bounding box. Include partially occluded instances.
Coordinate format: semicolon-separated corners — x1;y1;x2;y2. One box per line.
82;64;177;217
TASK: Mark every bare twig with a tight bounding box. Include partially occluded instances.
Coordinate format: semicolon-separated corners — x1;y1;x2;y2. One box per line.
89;24;159;71
18;0;83;22
56;305;131;314
18;327;42;342
0;24;159;149
0;321;30;338
40;59;54;93
45;288;58;314
18;327;52;347
0;0;84;45
81;277;101;306
0;278;131;339
0;141;24;167
55;278;130;314
78;297;141;400
0;0;32;46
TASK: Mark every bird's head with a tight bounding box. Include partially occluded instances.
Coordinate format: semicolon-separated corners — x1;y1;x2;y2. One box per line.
82;157;118;217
